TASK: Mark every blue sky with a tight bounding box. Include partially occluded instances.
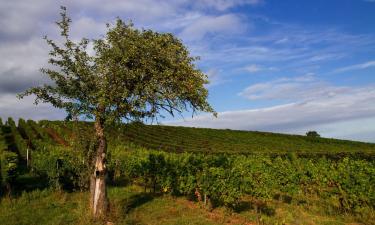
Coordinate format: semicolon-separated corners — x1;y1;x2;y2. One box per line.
0;0;374;142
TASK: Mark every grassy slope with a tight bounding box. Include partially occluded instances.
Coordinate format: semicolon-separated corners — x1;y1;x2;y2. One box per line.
0;185;368;225
41;120;375;155
117;123;375;154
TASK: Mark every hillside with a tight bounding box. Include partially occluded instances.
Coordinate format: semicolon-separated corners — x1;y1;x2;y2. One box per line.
39;120;375;156
1;118;375;225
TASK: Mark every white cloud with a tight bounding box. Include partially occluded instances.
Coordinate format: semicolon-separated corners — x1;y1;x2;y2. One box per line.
180;14;244;41
238;74;349;101
0;37;51;94
194;0;263;11
333;60;375;73
0;0;57;40
244;64;262;72
205;69;227;87
168;85;375;142
243;64;277;73
70;17;107;40
0;94;65;122
308;53;345;62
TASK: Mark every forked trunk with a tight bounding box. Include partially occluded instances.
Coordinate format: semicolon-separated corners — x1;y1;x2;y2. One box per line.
90;117;108;218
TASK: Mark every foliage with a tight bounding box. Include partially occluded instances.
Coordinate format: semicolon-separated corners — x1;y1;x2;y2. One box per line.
0;151;18;193
18;118;39;149
108;147;375;212
0;119;21;195
7;119;28;160
17;6;215;217
1;117;374;217
18;6;214;123
306;131;320;138
30;145;90;191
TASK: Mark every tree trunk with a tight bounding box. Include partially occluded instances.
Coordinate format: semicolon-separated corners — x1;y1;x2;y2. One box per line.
90;117;108;218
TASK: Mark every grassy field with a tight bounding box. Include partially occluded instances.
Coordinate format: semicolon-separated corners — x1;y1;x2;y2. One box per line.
1;119;374;225
0;184;370;225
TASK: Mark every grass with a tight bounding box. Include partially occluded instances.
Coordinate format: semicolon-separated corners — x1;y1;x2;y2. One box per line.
0;185;372;225
0;189;90;225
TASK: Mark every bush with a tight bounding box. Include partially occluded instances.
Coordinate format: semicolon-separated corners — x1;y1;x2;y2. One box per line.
0;151;18;195
108;147;375;211
31;146;90;191
306;131;320;138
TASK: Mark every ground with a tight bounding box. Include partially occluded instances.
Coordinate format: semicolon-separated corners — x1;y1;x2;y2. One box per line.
0;185;369;225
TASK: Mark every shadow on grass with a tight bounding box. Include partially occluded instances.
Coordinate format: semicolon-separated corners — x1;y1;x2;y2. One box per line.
12;174;49;197
122;193;156;214
234;200;276;216
234;201;252;213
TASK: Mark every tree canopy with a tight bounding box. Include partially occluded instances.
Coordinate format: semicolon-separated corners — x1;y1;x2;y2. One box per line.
19;6;215;123
306;131;320;138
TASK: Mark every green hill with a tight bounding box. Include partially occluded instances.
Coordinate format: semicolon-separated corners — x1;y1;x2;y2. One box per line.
38;120;375;156
2;119;374;158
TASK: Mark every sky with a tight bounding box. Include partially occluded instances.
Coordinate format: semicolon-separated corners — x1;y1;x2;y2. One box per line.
0;0;375;142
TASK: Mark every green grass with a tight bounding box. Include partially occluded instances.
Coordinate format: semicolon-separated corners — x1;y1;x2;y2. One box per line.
0;185;372;225
0;189;89;225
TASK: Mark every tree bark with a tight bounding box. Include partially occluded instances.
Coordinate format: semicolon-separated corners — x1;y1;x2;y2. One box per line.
90;116;108;218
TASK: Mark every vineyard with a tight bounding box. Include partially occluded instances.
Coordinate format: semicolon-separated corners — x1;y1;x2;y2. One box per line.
40;120;375;155
0;118;375;224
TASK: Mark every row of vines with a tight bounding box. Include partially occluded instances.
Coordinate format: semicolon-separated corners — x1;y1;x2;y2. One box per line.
0;118;58;195
0;118;19;196
108;147;375;213
28;141;375;215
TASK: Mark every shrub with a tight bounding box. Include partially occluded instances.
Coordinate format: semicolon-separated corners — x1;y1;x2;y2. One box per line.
306;131;320;138
0;151;18;195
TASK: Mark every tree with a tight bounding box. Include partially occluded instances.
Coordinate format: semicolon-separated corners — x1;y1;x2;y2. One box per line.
306;131;320;138
19;7;215;218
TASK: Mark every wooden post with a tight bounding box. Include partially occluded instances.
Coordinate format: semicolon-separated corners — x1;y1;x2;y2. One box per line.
26;148;29;167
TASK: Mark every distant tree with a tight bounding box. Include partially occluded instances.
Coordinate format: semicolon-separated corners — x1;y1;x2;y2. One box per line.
19;7;215;218
306;131;320;138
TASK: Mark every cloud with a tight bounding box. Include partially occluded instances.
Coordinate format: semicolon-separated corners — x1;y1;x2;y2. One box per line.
188;24;374;75
0;0;250;95
308;53;345;62
180;14;245;41
333;60;375;73
0;37;51;95
168;85;375;142
69;17;107;40
194;0;263;11
205;68;231;87
238;74;350;101
0;0;57;41
244;64;263;72
0;94;65;122
243;64;277;73
0;0;253;119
